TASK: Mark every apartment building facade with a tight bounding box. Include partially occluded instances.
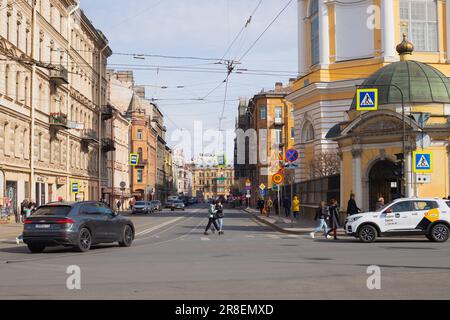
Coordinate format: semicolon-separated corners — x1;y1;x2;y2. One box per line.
0;0;111;213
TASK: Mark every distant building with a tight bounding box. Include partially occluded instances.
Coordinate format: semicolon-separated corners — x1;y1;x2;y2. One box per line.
192;164;234;201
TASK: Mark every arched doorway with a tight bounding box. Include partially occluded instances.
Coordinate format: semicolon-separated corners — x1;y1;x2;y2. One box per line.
368;160;398;211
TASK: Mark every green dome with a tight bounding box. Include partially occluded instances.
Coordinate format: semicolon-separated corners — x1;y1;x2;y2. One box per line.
351;60;450;109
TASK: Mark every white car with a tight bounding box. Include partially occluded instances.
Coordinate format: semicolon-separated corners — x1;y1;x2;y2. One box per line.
345;198;450;243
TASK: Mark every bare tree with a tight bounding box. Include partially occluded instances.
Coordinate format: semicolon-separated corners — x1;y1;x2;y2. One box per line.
309;151;340;178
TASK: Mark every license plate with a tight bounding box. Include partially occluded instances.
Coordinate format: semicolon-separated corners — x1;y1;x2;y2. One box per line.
35;224;51;229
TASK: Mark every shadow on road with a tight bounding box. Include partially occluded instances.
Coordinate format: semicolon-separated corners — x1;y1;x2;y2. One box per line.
0;243;119;255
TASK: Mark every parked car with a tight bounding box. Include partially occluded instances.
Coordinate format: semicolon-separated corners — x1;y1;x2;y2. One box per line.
188;197;197;205
164;200;174;208
345;198;450;243
132;201;154;215
171;200;185;211
23;201;135;253
151;200;162;211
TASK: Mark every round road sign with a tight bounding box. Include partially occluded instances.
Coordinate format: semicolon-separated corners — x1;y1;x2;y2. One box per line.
286;149;299;162
272;173;284;185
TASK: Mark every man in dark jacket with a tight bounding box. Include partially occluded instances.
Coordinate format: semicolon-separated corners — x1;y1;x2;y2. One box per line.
283;197;291;217
346;193;360;216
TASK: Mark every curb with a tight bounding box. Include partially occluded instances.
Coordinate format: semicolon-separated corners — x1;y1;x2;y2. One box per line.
243;208;308;235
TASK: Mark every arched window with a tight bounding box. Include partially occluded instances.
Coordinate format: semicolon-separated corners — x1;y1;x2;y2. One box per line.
309;0;320;65
400;0;438;52
301;121;315;143
15;71;21;101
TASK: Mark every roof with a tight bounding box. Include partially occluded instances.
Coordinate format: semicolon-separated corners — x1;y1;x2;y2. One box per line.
350;60;450;109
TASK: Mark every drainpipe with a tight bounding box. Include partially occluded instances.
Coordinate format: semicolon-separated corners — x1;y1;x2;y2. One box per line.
66;1;80;201
29;0;36;201
98;44;109;200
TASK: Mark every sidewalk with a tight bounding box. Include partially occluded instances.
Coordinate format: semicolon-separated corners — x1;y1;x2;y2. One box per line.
0;221;23;244
243;207;345;236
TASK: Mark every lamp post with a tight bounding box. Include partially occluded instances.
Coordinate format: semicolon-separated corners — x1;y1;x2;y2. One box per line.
357;84;407;197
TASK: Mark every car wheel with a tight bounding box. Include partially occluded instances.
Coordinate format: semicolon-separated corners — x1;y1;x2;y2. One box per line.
75;228;92;252
358;225;377;243
27;243;46;253
119;225;134;247
429;224;450;242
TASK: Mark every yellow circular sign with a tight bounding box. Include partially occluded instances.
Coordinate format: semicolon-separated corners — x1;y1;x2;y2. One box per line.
272;173;284;185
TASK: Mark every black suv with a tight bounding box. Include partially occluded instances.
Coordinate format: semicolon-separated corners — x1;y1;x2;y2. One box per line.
23;201;135;253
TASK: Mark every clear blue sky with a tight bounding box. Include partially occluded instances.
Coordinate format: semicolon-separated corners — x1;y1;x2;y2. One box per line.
81;0;297;162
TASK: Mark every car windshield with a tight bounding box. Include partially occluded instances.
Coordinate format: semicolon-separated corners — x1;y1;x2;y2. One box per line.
32;206;72;216
174;201;183;204
135;201;146;206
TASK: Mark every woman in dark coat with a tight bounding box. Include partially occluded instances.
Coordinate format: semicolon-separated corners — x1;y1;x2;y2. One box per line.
346;193;360;216
327;199;340;240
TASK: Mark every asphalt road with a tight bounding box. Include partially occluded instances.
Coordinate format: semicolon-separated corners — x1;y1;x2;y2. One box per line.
0;204;449;299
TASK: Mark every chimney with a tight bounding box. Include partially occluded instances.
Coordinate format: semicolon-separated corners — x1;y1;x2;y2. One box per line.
275;82;283;92
134;86;146;99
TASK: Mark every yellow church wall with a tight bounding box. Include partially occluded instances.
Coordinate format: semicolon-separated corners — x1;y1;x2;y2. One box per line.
341;150;354;206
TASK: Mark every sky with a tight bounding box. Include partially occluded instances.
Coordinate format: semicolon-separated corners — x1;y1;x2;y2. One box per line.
81;0;298;163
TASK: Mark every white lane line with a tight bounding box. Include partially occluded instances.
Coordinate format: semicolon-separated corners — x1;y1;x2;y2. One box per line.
266;234;280;239
135;209;200;237
245;235;255;238
201;237;210;241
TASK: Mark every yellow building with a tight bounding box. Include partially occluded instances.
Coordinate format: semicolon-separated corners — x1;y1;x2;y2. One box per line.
288;0;450;212
192;165;234;201
234;82;295;202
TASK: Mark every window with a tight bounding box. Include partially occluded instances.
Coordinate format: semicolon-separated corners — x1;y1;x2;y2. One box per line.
291;127;295;139
274;106;282;119
260;106;267;120
5;65;10;96
310;0;320;65
290;108;294;119
400;0;438;52
275;129;282;145
389;201;413;213
137;129;143;140
412;201;438;210
137;169;143;183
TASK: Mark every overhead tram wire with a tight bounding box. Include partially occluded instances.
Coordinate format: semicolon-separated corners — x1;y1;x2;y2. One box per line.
238;0;294;62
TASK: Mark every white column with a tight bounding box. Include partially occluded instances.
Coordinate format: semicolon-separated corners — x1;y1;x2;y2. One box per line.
382;0;397;61
405;149;414;197
352;149;363;208
319;0;330;65
298;0;307;75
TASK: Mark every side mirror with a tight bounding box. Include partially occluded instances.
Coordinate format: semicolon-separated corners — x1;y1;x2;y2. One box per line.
112;211;118;217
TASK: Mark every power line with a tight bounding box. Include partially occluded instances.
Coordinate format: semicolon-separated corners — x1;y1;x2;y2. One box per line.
238;0;294;62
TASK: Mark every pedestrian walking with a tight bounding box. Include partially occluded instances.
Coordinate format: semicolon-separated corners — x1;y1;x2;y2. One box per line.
326;199;341;240
266;198;273;216
283;197;291;217
216;201;224;235
292;195;300;219
310;201;332;239
19;199;28;223
375;197;385;210
273;197;279;216
117;200;121;212
204;202;220;235
346;193;361;216
257;198;265;215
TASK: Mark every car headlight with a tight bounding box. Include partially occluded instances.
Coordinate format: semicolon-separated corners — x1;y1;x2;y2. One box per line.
348;216;362;223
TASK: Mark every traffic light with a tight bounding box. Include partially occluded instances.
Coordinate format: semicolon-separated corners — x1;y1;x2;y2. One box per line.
393;153;404;178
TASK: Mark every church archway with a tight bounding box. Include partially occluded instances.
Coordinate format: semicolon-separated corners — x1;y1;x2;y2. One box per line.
368;160;398;211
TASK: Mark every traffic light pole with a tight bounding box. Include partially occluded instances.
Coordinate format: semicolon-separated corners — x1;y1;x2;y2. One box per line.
358;84;406;197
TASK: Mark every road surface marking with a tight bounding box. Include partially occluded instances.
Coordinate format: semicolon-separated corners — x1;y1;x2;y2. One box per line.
245;235;255;238
136;217;184;236
201;237;210;241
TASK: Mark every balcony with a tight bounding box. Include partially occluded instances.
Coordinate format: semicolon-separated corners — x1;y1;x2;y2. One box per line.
101;105;115;121
49;65;69;85
102;138;116;152
81;129;98;143
49;112;69;130
136;159;148;167
273;117;284;126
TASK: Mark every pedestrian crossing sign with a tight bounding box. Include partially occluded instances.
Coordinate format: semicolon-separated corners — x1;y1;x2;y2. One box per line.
413;151;432;173
356;88;378;111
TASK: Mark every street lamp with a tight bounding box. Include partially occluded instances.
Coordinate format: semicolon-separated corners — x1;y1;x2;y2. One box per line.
357;84;407;197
